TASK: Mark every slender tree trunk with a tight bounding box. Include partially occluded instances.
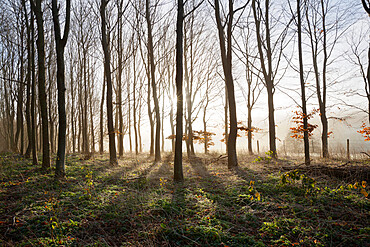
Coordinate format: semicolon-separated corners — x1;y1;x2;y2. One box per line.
100;0;118;166
83;51;89;155
32;0;50;169
214;0;238;168
174;0;184;182
138;104;142;153
70;56;75;153
252;0;277;158
247;107;253;155
320;0;329;158
117;3;124;157
133;48;138;155
168;64;175;153
48;60;54;154
184;34;192;158
368;46;370;124
24;2;32;157
147;72;154;156
224;86;228;153
52;0;70;179
161;88;164;153
15;29;25;153
146;0;161;162
203;98;208;154
246;62;253;155
89;63;95;154
127;68;132;153
297;0;310;165
30;5;38;166
100;68;106;154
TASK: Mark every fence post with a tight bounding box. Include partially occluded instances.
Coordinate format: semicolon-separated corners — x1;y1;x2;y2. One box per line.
257;140;260;154
347;139;350;160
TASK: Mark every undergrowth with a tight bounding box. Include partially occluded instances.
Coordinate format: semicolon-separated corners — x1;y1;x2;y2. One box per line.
0;152;368;246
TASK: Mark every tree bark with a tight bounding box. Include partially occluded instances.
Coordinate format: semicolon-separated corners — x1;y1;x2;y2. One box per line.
174;0;184;182
100;0;118;166
297;0;310;165
15;24;25;154
32;0;50;169
146;0;161;162
100;67;105;154
117;0;124;156
30;4;38;166
52;0;70;179
23;0;32;158
214;0;238;168
252;0;277;158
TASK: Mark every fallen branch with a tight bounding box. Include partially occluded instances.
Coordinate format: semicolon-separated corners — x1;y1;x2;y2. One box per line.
360;152;370;158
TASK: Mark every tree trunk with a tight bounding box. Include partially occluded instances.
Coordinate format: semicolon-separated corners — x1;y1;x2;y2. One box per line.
147;71;154;156
146;0;161;162
174;0;184;182
203;99;208;154
246;61;253;155
127;68;132;153
297;0;310;165
100;0;118;166
48;58;54;154
224;86;228;154
23;0;31;158
83;51;89;155
89;61;95;154
30;5;38;166
117;2;124;157
133;47;139;155
70;55;75;153
52;0;70;178
368;46;370;125
32;0;50;169
15;27;25;153
100;68;105;154
252;0;277;158
214;0;238;168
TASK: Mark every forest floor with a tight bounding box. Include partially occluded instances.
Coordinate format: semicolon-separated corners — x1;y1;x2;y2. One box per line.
0;152;369;246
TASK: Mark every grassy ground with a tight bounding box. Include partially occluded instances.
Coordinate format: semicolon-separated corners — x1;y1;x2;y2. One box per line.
0;152;369;246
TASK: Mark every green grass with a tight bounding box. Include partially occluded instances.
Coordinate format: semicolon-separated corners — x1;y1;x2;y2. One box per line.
0;152;368;246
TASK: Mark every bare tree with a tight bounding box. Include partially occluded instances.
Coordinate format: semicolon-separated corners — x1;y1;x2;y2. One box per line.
234;18;263;155
304;0;354;158
296;0;310;164
252;0;290;158
101;0;118;166
145;0;161;162
52;0;71;178
31;0;50;169
174;0;185;182
213;0;243;168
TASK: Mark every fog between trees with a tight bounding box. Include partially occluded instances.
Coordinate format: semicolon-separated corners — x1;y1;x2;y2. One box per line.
0;0;369;180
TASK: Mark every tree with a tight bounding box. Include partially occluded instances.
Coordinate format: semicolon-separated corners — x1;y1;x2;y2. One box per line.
22;0;32;158
234;17;263;155
213;0;241;168
345;25;370;124
52;0;71;179
296;0;310;164
31;0;50;169
30;0;38;166
14;2;25;154
174;0;184;182
100;0;118;166
145;0;161;162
